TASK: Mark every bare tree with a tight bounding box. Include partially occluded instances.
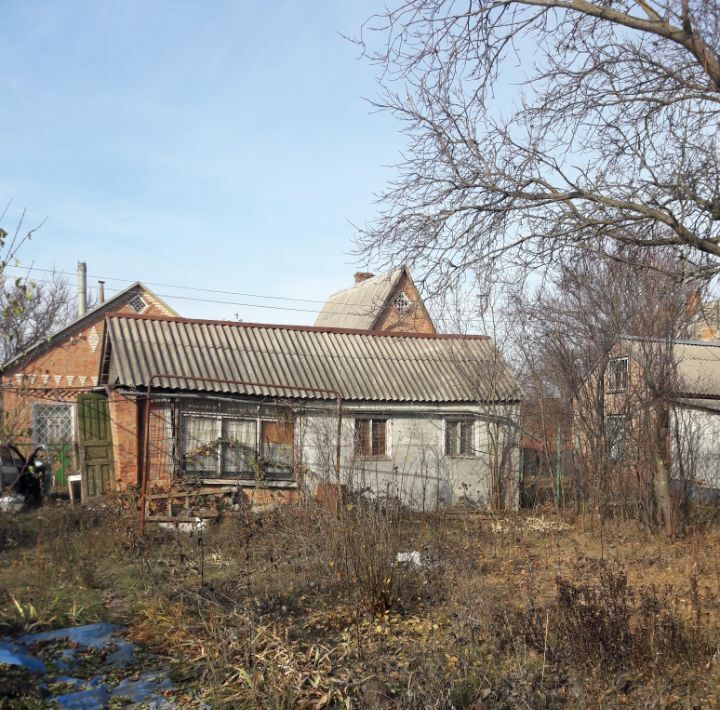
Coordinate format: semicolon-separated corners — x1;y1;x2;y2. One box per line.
356;1;720;287
512;248;697;530
0;272;75;363
1;203;50;442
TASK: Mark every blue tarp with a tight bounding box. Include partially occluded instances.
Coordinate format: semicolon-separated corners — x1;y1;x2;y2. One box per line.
0;622;175;707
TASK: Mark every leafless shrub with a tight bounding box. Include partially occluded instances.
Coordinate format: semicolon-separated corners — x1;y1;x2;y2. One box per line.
555;566;634;667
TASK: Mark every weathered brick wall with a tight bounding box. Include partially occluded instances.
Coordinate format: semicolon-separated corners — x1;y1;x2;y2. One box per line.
373;271;436;334
1;290;171;445
1;289;172;493
108;390;140;489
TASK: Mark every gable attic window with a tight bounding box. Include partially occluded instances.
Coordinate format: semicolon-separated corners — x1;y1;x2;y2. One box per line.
393;291;412;312
607;357;629;392
445;419;474;457
354;418;387;458
128;295;147;313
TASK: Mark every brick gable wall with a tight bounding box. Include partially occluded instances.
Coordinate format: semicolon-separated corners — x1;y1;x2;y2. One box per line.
373;271;436;334
0;290;173;486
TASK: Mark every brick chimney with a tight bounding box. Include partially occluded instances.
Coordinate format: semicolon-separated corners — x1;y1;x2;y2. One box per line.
354;271;374;284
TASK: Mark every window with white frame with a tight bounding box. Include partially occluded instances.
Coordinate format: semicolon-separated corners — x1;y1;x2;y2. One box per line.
128;295;147;313
32;403;74;448
445;419;474;457
607;357;629;392
393;291;412;312
605;414;627;461
354;418;387;457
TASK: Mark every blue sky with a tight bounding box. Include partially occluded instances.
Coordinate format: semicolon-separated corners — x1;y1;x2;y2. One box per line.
1;1;402;322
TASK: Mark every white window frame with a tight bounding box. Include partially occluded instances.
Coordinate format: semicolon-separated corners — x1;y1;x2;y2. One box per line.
607;357;629;392
128;295;148;313
354;418;389;458
31;402;75;448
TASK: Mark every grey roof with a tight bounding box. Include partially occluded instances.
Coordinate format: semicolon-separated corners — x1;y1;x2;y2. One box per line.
621;336;720;399
314;268;404;330
101;315;521;403
673;340;720;398
1;282;178;373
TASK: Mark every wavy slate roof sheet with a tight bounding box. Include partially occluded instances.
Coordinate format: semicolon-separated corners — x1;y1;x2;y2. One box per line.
314;268;403;330
620;336;720;399
673;340;720;398
101;314;521;403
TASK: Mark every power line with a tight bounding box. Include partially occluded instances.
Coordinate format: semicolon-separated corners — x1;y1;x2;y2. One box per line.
4;264;335;305
2;264;493;326
2;274;347;315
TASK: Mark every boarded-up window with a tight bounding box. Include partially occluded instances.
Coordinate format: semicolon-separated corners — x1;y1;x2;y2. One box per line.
354;419;387;457
445;420;474;456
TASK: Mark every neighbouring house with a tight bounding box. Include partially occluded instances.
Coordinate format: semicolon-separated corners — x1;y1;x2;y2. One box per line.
314;266;436;334
584;336;720;510
98;313;522;511
0;274;176;498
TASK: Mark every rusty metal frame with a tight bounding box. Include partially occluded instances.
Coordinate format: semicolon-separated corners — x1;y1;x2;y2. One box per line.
139;374;343;533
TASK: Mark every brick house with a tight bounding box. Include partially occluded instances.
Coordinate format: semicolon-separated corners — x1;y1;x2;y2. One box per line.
574;337;720;518
0;281;175;498
315;267;436;334
99;312;521;513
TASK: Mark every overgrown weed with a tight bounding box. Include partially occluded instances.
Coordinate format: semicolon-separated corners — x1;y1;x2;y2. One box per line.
1;500;720;706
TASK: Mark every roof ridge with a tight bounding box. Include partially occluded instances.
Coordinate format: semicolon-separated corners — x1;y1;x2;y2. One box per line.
621;334;720;348
324;267;403;299
1;282;175;372
105;311;489;341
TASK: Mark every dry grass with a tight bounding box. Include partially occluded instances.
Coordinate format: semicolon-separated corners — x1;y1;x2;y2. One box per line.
1;500;720;707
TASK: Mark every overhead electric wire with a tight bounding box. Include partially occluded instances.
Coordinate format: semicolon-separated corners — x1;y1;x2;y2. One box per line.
2;263;491;326
4;264;338;305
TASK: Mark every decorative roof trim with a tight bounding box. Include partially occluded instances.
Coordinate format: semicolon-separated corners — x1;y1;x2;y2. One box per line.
0;282;178;373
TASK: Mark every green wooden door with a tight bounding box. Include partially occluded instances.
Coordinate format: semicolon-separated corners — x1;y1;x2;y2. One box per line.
78;393;114;499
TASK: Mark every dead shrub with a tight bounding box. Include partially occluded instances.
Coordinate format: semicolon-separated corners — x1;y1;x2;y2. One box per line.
534;560;718;673
555;566;634;667
317;497;443;615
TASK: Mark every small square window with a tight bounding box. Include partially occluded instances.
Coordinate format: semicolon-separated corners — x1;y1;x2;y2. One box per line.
446;420;474;456
607;357;628;392
393;291;412;312
128;295;147;313
355;418;387;457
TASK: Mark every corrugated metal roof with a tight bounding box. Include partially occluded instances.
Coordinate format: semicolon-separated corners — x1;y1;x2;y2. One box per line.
102;314;521;403
314;268;403;330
